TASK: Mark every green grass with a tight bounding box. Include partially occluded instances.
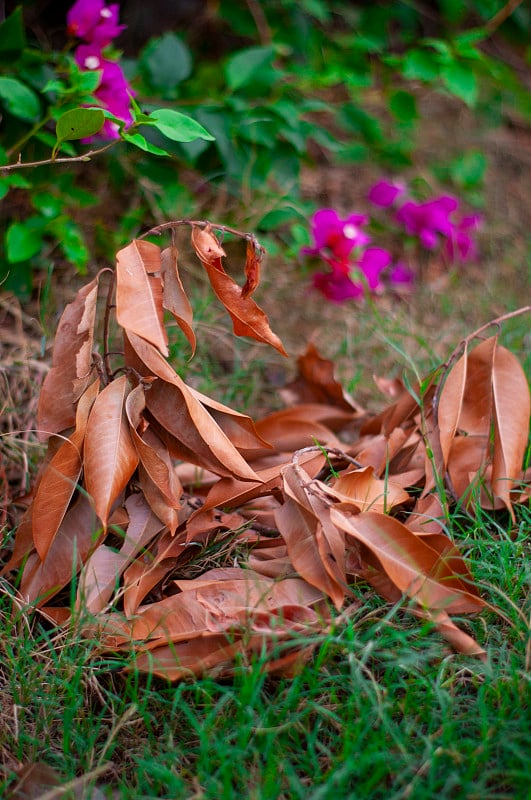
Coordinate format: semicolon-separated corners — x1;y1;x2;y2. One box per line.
1;504;529;799
1;280;529;799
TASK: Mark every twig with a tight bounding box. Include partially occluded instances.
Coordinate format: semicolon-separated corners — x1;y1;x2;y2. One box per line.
245;0;272;44
139;219;265;254
0;142;116;172
484;0;525;35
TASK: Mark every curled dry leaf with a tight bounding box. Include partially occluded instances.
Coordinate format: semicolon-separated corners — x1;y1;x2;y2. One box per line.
241;237;262;298
160;245;196;356
84;375;139;528
191;225;288;356
32;379;99;561
491;343;530;516
281;342;362;412
116;239;168;356
37;276;99;438
316;465;411;514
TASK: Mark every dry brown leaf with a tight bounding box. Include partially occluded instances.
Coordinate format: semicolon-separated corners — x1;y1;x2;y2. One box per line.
125;384;183;513
281;342;361;411
116;239;168;356
125;331;261;481
316;466;411;514
241;237;262;298
21;494;100;605
491;343;531;515
84;375;139;528
438;337;496;470
32;380;99;561
160;245;196;355
330;509;484;614
191;225;288;356
276;464;347;609
37;276;99;438
77;494;165;613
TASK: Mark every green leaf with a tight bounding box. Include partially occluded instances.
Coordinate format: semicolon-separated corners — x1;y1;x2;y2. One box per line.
31;192;64;218
401;49;439;82
0;8;26;56
0;77;41;121
149;108;215;143
257;207;306;231
441;62;478;105
50;219;89;272
55;108;105;148
140;33;192;96
6;220;45;263
225;46;276;92
389;90;418;123
450;150;487;188
121;131;171;156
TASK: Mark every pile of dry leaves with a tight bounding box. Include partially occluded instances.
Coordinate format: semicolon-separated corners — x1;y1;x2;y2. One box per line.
2;222;529;680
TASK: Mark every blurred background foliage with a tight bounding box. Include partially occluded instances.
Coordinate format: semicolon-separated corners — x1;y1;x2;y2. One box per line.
0;0;529;297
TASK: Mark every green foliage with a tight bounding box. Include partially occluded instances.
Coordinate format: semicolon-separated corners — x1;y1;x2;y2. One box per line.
1;2;529;297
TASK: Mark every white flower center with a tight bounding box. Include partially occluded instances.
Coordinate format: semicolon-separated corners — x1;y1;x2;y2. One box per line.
343;224;358;240
85;56;101;69
100;8;112;18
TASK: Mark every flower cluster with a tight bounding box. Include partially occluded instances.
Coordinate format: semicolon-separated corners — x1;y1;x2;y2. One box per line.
303;180;482;303
302;208;414;303
67;0;133;139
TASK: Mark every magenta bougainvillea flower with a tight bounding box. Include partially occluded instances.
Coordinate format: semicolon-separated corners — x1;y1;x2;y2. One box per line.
388;261;415;287
312;269;364;303
303;180;482;302
67;0;125;44
303;209;371;261
75;44;133;138
445;214;483;262
368;180;406;208
70;1;132;139
395;195;458;249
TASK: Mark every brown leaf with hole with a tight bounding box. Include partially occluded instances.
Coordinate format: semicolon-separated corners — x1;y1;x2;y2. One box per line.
32;380;99;561
116;239;168;356
37;276;99;438
191;225;288;356
331;510;484;614
161;245;196;355
84;375;139;527
491;342;531;516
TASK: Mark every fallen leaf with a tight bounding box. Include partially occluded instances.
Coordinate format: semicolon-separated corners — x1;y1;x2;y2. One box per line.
330;509;484;614
84;375;139;527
